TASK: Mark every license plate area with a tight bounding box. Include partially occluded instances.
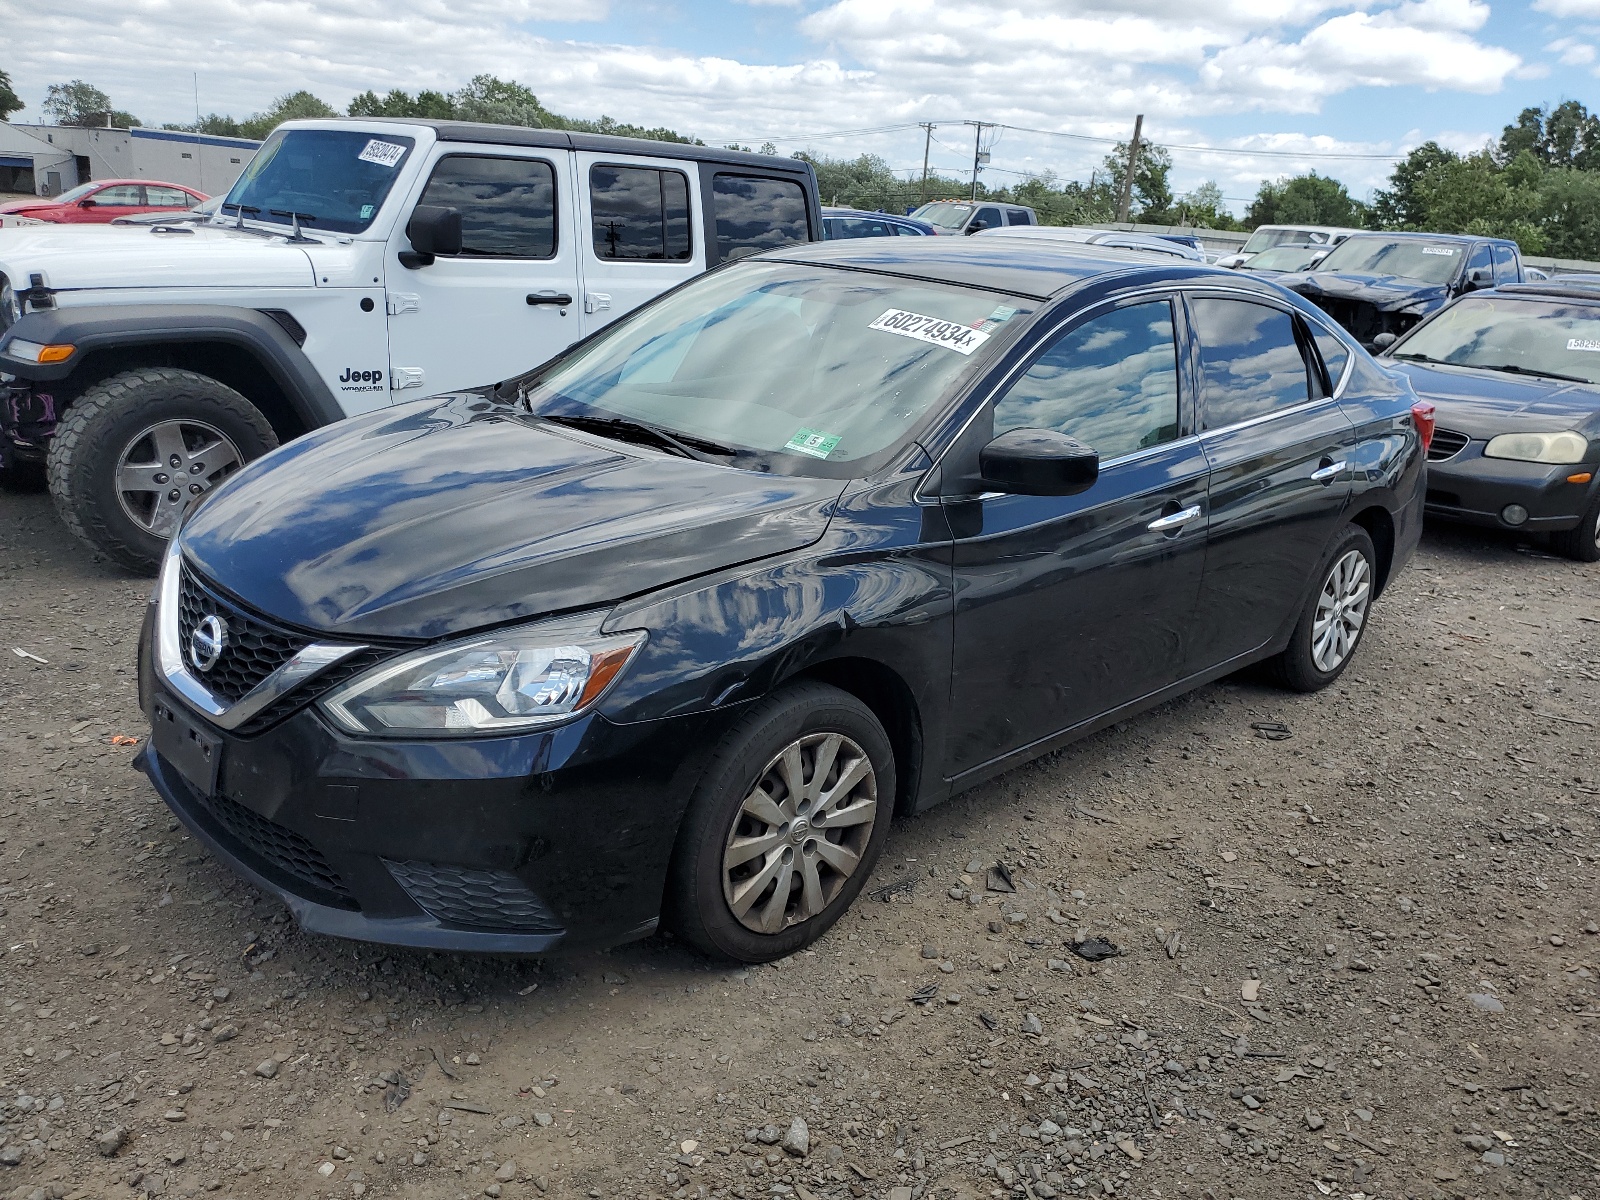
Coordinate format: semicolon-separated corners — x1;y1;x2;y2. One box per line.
151;697;222;798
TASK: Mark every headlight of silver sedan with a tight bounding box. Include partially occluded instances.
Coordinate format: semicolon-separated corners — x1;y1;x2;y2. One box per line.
322;614;645;737
1482;431;1590;465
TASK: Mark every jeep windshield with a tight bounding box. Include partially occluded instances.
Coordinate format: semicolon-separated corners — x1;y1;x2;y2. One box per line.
1315;236;1463;285
517;260;1033;477
219;128;416;236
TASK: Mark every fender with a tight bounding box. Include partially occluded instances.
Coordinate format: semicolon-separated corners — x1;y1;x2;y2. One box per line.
0;304;344;431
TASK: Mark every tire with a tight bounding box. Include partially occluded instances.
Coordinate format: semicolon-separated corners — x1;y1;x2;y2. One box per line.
1268;524;1378;693
667;682;896;963
1551;491;1600;562
46;368;277;574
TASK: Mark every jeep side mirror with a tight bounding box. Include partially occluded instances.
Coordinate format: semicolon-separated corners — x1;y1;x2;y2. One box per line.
978;428;1099;496
400;206;463;269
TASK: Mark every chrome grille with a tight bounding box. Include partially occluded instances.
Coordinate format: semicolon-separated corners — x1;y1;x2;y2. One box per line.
178;568;309;703
1428;428;1471;462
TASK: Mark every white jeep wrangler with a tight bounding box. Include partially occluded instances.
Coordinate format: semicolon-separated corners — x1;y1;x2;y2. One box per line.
0;118;820;571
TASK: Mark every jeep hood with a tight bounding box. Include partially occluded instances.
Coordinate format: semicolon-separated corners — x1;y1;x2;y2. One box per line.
1282;272;1449;312
179;395;846;641
0;223;317;291
1385;360;1600;438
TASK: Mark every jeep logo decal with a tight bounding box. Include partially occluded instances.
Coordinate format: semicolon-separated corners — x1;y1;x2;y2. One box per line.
339;367;384;384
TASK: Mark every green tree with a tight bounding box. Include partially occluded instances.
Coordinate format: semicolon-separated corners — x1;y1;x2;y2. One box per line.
450;75;554;128
1497;101;1600;171
1369;142;1459;229
1175;181;1242;230
1101;141;1174;221
1537;167;1600;260
347;88;456;120
236;91;337;140
41;79;139;128
1246;171;1363;229
0;69;23;121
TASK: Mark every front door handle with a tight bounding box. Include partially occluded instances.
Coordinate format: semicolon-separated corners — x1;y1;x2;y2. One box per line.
526;293;573;307
1310;460;1347;483
1147;504;1202;533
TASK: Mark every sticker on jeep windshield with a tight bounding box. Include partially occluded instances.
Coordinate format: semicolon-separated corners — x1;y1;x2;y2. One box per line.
357;139;407;168
1421;246;1457;256
1567;338;1600;352
869;308;991;355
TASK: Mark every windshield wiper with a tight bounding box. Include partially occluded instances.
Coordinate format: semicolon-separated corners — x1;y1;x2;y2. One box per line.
1390;352;1443;364
1478;363;1592;385
538;413;735;463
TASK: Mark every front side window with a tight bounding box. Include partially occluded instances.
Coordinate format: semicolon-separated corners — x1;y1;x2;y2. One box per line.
1390;295;1600;385
1465;243;1494;283
224;128;415;234
711;174;808;262
994;301;1180;460
1493;244;1518;284
522;262;1033;474
969;207;1003;232
829;217;892;239
1191;298;1313;429
95;185;144;205
417;155;556;258
590;165;690;261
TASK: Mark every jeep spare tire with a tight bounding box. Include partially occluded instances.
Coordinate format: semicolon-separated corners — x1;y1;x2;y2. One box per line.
47;368;277;574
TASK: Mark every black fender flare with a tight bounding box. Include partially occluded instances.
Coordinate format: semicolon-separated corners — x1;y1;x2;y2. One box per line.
0;304;343;430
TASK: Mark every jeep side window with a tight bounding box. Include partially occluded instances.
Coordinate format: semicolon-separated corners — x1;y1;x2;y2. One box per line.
711;174;808;262
416;156;557;259
590;166;691;261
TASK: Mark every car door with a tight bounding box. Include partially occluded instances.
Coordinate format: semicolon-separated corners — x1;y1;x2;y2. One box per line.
945;295;1210;776
1186;292;1362;669
79;184;145;223
964;205;1004;235
387;148;581;398
573;152;706;336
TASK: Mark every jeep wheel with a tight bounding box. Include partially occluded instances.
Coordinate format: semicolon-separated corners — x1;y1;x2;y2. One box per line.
47;368;277;573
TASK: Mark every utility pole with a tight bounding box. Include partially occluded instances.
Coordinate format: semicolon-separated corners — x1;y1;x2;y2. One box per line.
1115;113;1143;224
967;121;993;202
918;122;935;208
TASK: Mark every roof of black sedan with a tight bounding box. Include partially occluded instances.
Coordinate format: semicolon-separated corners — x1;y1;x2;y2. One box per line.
764;236;1233;300
1492;281;1600;305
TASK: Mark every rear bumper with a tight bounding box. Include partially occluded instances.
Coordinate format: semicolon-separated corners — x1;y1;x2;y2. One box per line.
1425;441;1598;531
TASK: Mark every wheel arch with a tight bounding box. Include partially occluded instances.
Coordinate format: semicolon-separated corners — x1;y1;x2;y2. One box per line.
1349;504;1396;596
785;657;924;819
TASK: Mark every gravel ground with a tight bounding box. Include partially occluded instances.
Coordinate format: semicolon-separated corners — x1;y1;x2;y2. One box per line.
0;486;1596;1200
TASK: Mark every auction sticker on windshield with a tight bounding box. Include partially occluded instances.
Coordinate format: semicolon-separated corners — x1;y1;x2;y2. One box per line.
869;309;992;356
1421;246;1457;256
1568;338;1600;352
358;140;408;168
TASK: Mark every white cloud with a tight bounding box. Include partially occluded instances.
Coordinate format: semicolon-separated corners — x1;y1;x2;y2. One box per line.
1547;35;1598;63
1531;0;1600;15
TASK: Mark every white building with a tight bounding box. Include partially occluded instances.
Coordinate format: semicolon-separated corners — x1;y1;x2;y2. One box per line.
0;123;260;198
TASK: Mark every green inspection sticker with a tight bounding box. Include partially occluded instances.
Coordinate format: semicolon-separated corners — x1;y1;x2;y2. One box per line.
785;428;842;459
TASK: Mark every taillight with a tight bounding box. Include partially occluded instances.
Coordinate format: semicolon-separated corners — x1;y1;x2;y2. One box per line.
1411;401;1436;457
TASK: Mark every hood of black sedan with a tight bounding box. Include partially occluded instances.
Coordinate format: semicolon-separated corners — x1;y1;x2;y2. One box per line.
179;396;846;640
1387;359;1600;438
1284;272;1449;312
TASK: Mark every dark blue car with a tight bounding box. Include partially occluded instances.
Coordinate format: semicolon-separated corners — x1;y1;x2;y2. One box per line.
1283;232;1524;351
821;207;936;239
1383;283;1600;559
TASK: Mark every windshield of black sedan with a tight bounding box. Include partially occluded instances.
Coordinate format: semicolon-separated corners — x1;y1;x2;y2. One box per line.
523;262;1032;469
221;128;415;234
1393;295;1600;385
1314;236;1462;284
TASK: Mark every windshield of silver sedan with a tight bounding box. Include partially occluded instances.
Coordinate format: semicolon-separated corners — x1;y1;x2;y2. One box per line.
1392;295;1600;385
520;261;1033;472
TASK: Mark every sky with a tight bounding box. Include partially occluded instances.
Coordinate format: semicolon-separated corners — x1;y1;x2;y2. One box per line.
3;0;1598;213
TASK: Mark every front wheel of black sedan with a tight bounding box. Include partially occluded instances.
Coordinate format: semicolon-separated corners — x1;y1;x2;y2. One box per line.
1551;491;1600;563
668;683;895;963
1269;524;1377;693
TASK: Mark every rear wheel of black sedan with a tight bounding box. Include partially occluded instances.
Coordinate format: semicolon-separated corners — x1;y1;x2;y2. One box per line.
1551;492;1600;563
668;683;895;963
1269;524;1377;693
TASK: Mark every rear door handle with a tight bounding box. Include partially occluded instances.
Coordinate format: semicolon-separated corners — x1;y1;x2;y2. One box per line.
526;293;573;306
1310;460;1347;483
1147;504;1202;533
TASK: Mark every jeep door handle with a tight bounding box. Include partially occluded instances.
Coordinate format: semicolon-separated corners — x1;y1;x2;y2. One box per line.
1310;460;1347;483
526;293;573;306
1147;504;1202;533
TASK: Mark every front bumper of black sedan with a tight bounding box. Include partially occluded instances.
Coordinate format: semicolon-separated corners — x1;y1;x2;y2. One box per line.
137;662;731;954
1425;437;1599;532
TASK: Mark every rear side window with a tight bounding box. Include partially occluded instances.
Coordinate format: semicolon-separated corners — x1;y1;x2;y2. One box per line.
994;300;1181;459
589;165;691;261
1005;208;1033;226
1493;244;1518;284
145;186;193;208
711;174;808;262
417;155;556;259
1190;298;1313;429
1308;322;1350;394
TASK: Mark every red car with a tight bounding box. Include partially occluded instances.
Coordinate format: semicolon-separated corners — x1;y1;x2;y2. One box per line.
0;179;208;224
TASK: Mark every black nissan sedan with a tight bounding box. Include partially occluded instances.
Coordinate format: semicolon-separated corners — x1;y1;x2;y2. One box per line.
1384;284;1600;560
137;239;1428;963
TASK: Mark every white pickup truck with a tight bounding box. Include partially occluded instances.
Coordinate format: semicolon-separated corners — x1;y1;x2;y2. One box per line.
0;118;820;570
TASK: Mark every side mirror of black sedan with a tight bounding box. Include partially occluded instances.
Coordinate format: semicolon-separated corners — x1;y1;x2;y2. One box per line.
979;428;1099;496
401;206;464;269
1372;331;1398;352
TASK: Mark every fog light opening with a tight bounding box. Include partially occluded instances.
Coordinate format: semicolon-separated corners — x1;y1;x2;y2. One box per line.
1501;504;1530;527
